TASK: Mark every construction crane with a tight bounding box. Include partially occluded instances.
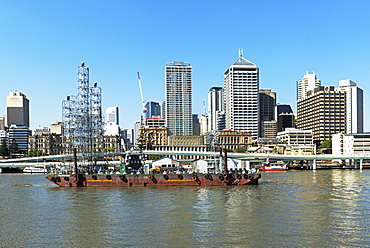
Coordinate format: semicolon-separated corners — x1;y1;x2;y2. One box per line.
137;72;147;122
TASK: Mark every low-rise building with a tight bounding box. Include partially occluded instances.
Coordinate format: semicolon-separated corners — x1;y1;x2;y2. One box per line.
217;130;252;151
333;133;370;156
28;132;63;155
277;128;314;155
138;126;168;148
168;135;204;146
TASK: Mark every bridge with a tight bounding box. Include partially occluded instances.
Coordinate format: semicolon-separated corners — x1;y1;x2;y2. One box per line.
0;150;369;170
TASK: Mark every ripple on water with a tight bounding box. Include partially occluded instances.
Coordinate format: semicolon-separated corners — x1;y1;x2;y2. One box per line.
1;171;370;247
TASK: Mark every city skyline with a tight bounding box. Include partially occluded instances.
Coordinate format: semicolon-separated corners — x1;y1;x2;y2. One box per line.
0;1;369;131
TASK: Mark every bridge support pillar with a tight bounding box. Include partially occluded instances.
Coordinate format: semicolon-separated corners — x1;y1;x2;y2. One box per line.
355;160;358;169
312;159;317;170
360;159;363;170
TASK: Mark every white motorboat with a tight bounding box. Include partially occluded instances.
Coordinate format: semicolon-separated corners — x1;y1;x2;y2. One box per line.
23;166;48;173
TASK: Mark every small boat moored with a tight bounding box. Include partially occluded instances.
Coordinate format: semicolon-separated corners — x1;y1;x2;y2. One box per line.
23;166;48;173
260;161;288;171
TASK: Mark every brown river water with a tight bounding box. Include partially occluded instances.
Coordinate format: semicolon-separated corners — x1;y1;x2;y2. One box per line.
1;170;370;247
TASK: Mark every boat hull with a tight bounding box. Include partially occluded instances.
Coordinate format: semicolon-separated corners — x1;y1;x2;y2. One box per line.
260;162;288;172
260;168;287;172
46;173;261;187
23;167;48;173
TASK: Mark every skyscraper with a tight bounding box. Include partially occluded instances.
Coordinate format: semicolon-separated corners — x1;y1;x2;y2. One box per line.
338;79;364;133
6;91;30;128
6;91;30;154
165;62;193;136
224;50;259;139
259;89;276;121
145;101;161;119
259;89;276;137
275;104;295;132
208;87;224;132
106;106;119;125
297;86;346;143
297;71;321;101
105;106;120;136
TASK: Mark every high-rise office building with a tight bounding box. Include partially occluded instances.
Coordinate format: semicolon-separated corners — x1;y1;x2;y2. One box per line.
8;124;30;154
165;62;193;136
259;89;276;121
145;101;161;119
208;87;224;131
224;50;259;139
133;120;141;145
106;106;119;125
297;72;321;101
199;113;208;135
6;91;30;155
259;89;276;137
6;91;30;128
275;104;295;132
338;79;363;133
192;114;200;136
105;106;120;136
217;113;226;130
297;86;346;143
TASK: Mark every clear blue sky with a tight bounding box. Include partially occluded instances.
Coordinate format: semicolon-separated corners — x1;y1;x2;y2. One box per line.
1;0;369;131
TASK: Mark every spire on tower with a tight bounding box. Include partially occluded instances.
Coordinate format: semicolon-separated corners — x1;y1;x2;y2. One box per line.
235;48;253;64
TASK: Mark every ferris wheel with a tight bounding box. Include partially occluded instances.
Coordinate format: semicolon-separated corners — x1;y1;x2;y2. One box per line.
206;130;219;147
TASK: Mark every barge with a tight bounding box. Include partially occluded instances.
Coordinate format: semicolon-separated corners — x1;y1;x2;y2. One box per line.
46;148;261;187
46;172;261;187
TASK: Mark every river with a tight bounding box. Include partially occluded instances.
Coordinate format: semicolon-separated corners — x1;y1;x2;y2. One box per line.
1;170;370;247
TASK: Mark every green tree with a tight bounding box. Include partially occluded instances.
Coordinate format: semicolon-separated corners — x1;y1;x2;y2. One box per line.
319;140;332;149
27;149;44;157
234;146;247;153
319;140;332;154
148;154;165;161
0;139;9;158
102;147;115;153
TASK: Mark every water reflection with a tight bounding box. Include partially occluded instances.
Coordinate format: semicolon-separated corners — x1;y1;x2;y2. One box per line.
1;171;370;247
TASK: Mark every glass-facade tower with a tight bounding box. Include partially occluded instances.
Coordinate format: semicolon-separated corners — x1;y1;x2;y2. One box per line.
165;62;193;136
208;87;224;131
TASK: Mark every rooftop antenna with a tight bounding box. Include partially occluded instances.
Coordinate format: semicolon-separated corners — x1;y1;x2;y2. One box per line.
236;47;253;64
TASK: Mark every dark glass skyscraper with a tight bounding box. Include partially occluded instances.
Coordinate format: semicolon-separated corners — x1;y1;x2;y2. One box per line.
275;104;295;132
259;89;276;137
145;101;161;119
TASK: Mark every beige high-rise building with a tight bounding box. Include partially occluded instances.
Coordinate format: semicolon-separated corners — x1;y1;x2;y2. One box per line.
297;86;346;142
